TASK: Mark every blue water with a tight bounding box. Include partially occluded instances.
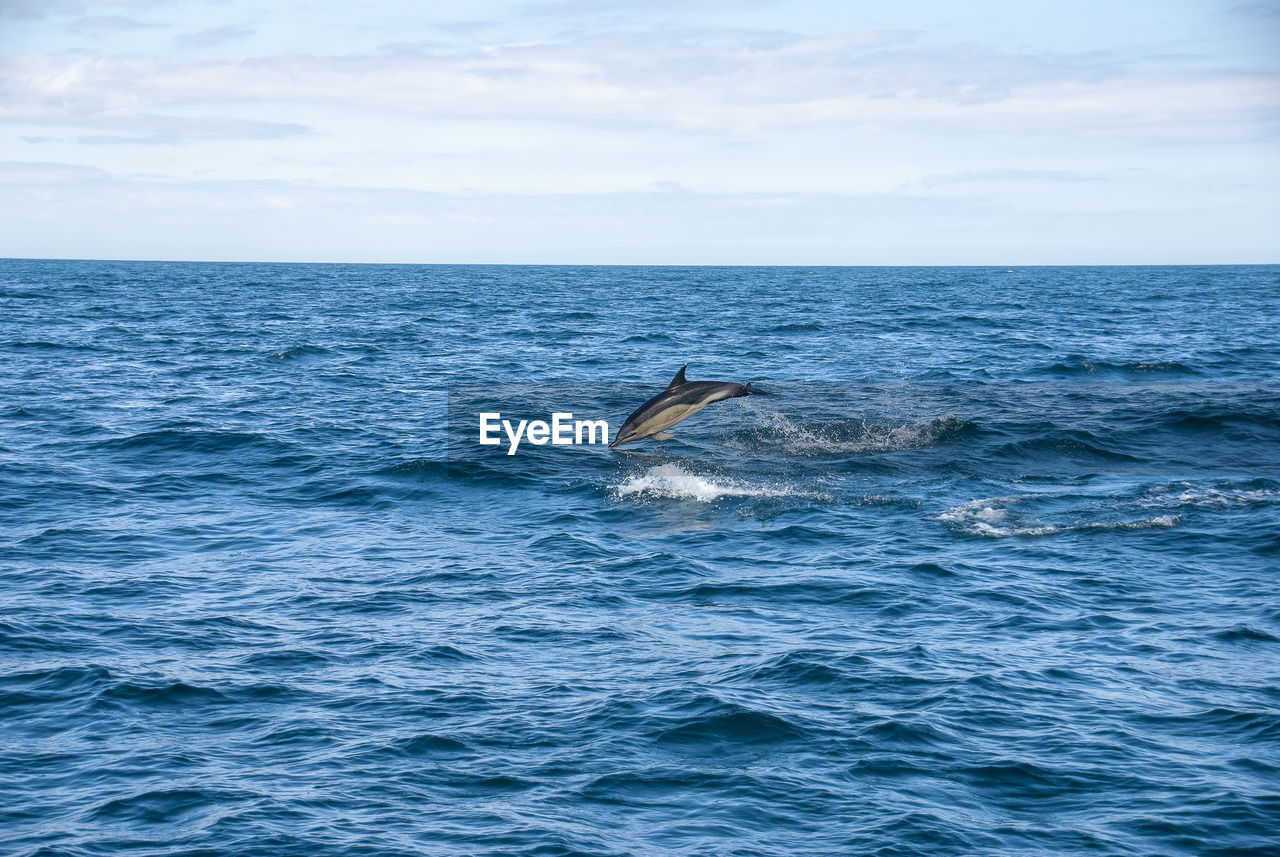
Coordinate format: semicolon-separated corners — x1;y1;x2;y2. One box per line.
3;261;1279;856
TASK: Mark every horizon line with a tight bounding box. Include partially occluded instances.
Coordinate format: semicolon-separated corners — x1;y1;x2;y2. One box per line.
3;256;1278;268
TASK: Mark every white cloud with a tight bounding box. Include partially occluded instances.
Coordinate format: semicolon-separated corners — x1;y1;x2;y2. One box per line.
172;24;254;49
916;169;1107;189
0;164;1274;264
68;114;311;144
0;159;109;180
3;30;1276;144
65;14;159;33
0;0;158;21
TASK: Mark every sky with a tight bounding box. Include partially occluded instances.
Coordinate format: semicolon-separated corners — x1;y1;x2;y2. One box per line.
1;0;1277;264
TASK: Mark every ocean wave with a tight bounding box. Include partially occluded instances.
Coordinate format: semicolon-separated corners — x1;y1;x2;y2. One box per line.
1140;481;1280;510
1040;357;1198;377
578;767;747;801
994;429;1142;462
91;427;286;456
1;664;114;702
91;786;252;823
656;706;807;746
737;649;878;690
618;332;673;343
1139;706;1280;742
271;344;334;361
3;339;113;353
1161;409;1280;432
1212;624;1280;644
663;579;886;605
936;496;1179;538
860;717;958;750
764;322;823;333
380;731;475;758
378;457;542;490
95;679;230;709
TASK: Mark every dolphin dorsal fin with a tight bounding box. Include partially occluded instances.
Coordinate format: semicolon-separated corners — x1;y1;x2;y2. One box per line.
667;364;687;389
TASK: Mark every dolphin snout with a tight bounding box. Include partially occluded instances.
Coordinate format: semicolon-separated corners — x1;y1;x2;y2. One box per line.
609;423;640;448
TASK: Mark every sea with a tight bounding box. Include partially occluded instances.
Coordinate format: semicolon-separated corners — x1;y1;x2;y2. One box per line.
2;260;1278;857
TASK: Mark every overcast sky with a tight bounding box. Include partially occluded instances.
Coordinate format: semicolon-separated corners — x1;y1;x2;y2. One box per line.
1;0;1277;263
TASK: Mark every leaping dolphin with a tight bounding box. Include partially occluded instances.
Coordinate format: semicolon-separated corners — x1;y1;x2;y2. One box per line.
609;364;769;448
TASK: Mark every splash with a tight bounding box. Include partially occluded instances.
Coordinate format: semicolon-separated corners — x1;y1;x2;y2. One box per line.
614;464;808;503
725;413;973;457
1141;483;1280;509
937;496;1180;538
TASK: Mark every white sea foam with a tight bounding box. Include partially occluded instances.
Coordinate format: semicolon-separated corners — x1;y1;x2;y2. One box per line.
937;496;1179;538
614;464;808;503
1123;514;1180;529
935;496;1021;523
1141;483;1280;509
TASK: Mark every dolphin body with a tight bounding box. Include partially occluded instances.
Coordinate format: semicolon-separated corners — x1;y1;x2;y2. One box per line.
609;364;769;448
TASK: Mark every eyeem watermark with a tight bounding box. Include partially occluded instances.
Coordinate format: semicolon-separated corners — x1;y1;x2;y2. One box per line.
479;412;609;454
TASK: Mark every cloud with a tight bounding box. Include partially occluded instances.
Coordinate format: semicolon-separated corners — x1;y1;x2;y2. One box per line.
0;0;156;21
918;169;1107;188
0;165;1004;262
66;14;158;33
173;25;254;50
431;20;498;36
3;30;1276;144
0;159;111;181
1229;3;1280;21
99;115;312;144
2;164;1275;264
0;0;79;20
70;122;310;145
518;0;777;21
11;109;312;145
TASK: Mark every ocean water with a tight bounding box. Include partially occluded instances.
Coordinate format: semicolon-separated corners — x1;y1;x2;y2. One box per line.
2;260;1278;857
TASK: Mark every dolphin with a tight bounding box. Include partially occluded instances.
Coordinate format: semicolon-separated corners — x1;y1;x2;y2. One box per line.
609;364;769;448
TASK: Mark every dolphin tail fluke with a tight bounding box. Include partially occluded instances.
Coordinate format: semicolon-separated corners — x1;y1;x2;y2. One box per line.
743;383;771;396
